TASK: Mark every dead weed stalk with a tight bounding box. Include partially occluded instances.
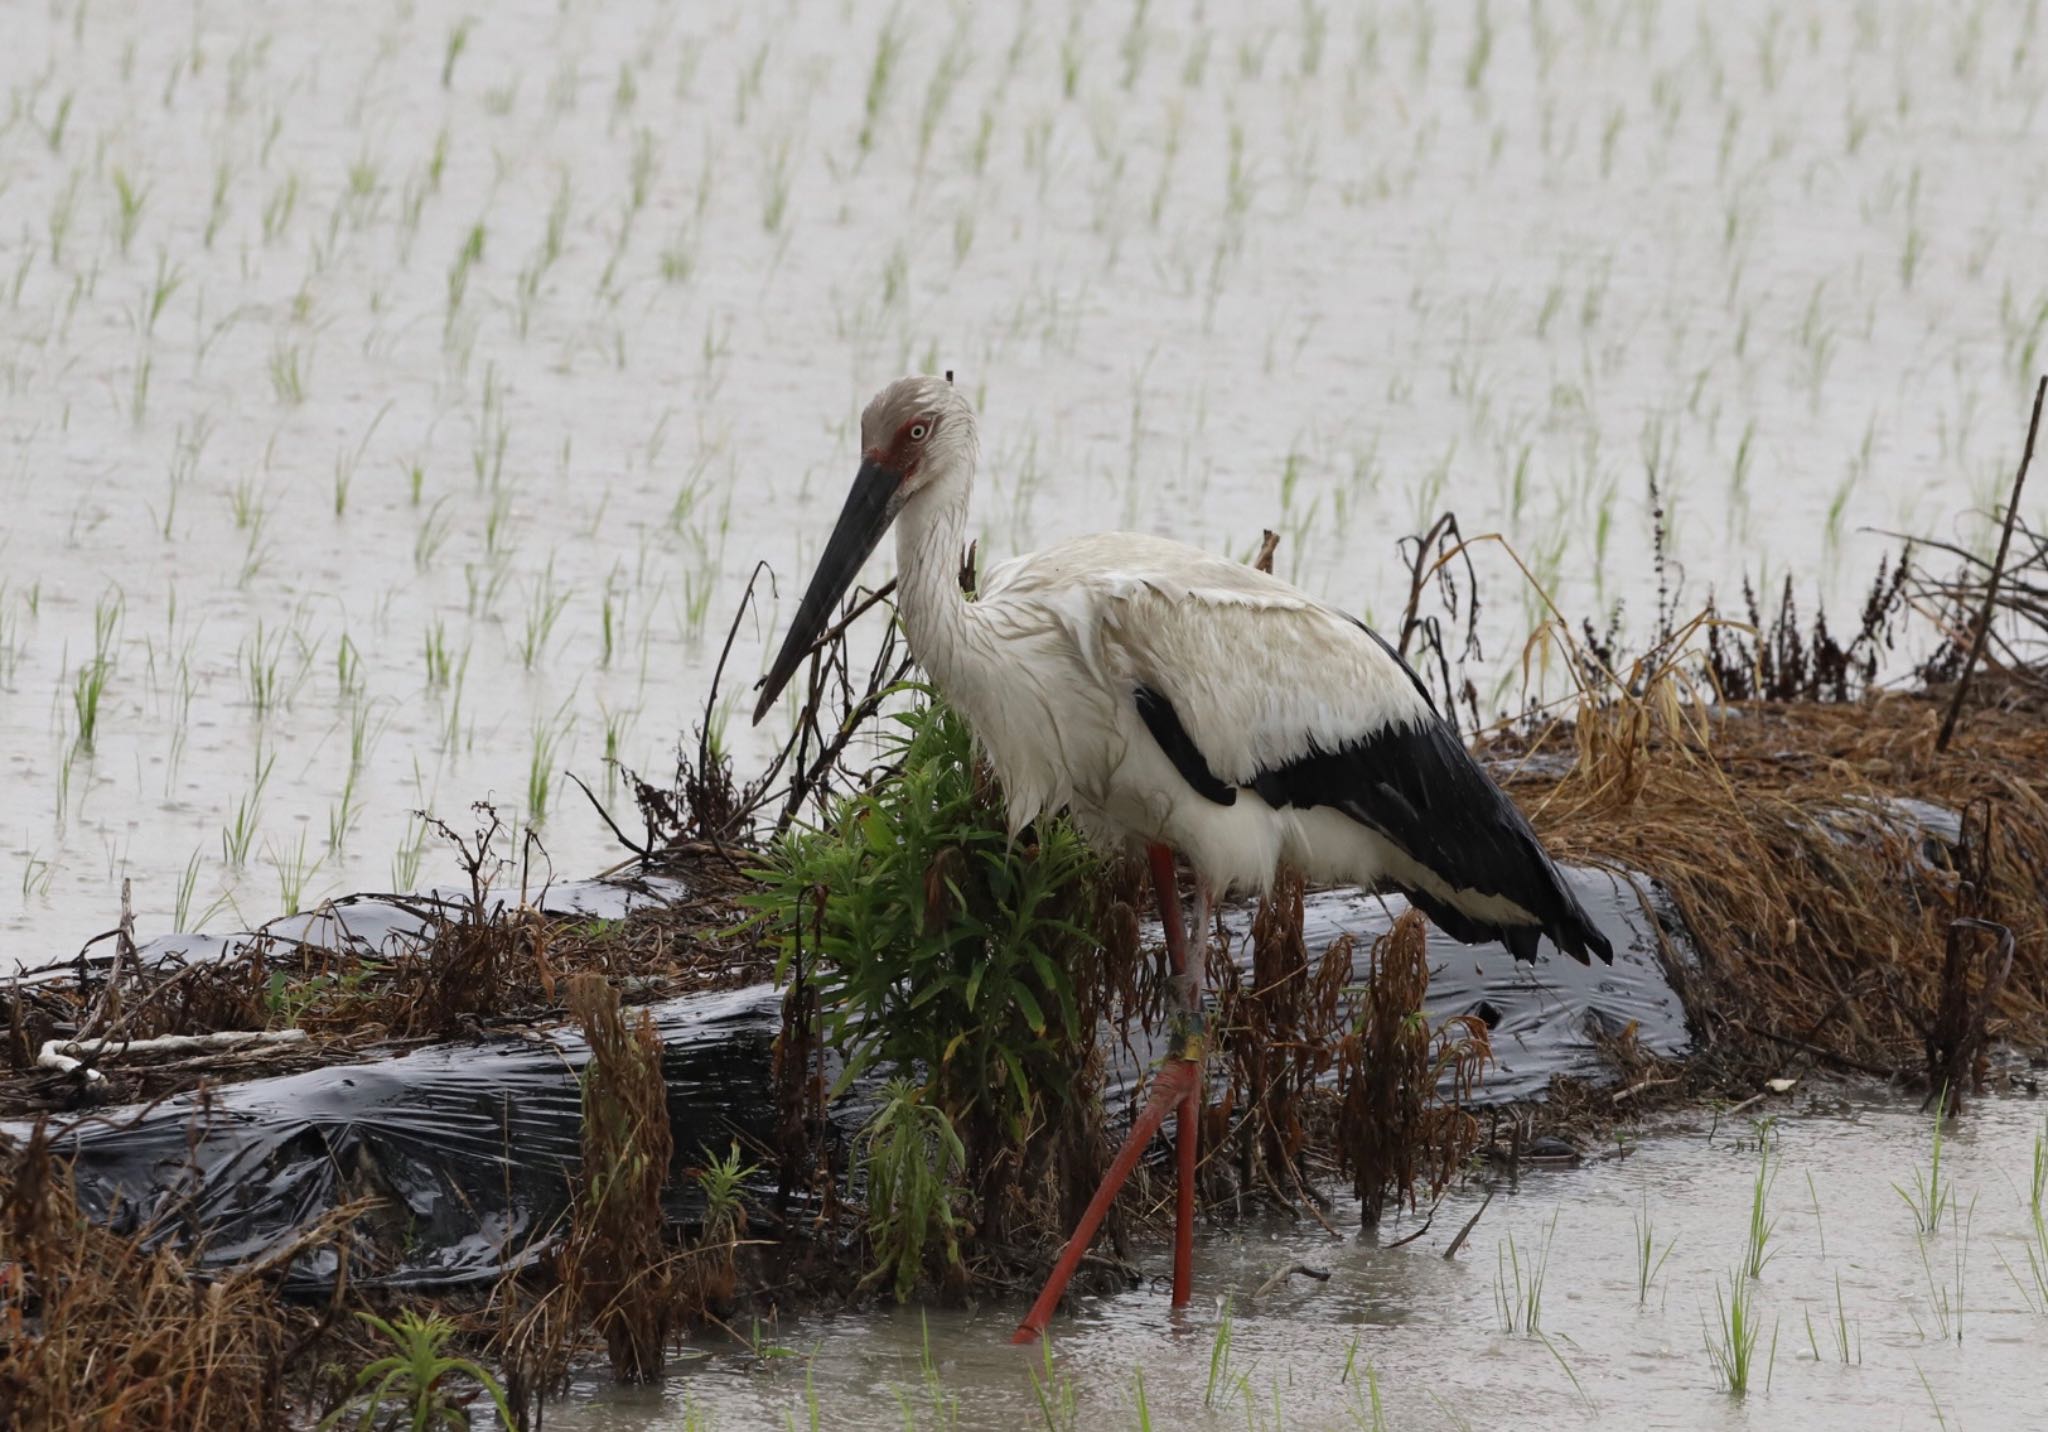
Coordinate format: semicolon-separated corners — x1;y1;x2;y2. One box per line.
563;972;675;1383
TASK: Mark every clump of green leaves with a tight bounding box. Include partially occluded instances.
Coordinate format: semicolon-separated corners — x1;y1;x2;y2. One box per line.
752;692;1100;1158
859;1079;969;1302
696;1142;756;1244
749;691;1110;1289
320;1310;513;1430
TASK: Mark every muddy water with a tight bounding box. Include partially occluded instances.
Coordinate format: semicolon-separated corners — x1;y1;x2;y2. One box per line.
3;1;2044;962
544;1092;2047;1430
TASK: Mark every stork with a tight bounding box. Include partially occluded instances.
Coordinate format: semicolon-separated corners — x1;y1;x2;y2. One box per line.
751;375;1612;1342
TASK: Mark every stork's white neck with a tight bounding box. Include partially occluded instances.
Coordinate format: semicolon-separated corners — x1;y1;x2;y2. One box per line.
893;468;979;695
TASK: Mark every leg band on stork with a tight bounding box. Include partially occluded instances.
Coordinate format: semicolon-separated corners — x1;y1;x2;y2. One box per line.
1012;843;1205;1344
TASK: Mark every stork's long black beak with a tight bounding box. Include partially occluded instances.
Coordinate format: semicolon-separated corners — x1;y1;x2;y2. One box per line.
752;458;903;724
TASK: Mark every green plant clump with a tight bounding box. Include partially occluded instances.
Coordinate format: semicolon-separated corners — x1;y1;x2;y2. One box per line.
750;690;1109;1252
321;1310;514;1431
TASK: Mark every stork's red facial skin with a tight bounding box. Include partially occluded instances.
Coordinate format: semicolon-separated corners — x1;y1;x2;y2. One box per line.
875;415;934;480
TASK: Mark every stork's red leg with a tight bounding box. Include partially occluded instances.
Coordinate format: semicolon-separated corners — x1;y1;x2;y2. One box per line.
1152;844;1206;1311
1011;845;1204;1344
1009;1055;1197;1343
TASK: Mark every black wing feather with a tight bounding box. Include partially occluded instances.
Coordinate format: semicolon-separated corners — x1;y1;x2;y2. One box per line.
1135;685;1237;805
1131;670;1611;966
1250;716;1611;965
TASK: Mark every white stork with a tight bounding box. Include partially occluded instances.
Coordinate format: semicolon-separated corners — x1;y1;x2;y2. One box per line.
751;375;1612;1338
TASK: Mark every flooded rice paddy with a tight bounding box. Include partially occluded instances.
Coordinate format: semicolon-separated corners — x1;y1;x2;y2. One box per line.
549;1092;2048;1431
4;0;2046;964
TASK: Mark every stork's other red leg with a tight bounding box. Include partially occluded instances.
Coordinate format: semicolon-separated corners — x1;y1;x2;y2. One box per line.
1148;843;1204;1311
1010;845;1205;1344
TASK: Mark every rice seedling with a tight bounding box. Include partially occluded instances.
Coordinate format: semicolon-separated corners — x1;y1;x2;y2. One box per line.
1743;1130;1780;1278
111;168;148;255
204;159;233;246
1804;1269;1862;1364
267;829;321;917
658;226;696;284
600;702;636;771
1917;1191;1976;1341
858;6;907;153
899;1313;960;1430
784;1361;824;1432
1895;1095;1955;1234
260;172;300;244
2004;1122;2048;1315
19;848;55;901
46;171;80;266
1702;1269;1772;1396
414;497;454;570
518;562;573;668
137;251;183;340
479;489;512;561
70;654;111;753
680;563;719;642
440;653;472;752
1464;0;1496;88
0;590;17;689
1204;1297;1234;1408
330;400;390;516
2033;1120;2045;1222
327;765;362;853
1913;1358;1952;1432
600;584;626;668
441;16;474;89
423;620;457;689
171;846;205;930
1025;1330;1078;1432
527;708;572;825
1493;1211;1558;1335
239;619;307;718
221;740;275;868
1632;1192;1678;1303
41;88;74;151
446;221;486;328
266;338;308;404
391;811;428;892
1340;1341;1389;1429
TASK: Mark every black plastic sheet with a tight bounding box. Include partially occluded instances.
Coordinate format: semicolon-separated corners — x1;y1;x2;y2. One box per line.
6;864;1692;1290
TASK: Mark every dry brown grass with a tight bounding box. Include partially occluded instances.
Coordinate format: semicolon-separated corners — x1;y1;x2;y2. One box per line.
0;1121;349;1431
1517;687;2048;1083
563;972;675;1382
0;845;765;1119
1335;911;1492;1228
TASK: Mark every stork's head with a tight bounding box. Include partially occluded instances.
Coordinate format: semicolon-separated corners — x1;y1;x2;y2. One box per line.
858;373;978;495
751;375;978;723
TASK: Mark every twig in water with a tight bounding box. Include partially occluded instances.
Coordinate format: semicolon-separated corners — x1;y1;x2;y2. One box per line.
1443;1186;1495;1260
1611;1075;1679;1105
1251;1263;1331;1300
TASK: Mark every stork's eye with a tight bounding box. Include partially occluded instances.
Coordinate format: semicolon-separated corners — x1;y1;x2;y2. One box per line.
909;422;930;441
